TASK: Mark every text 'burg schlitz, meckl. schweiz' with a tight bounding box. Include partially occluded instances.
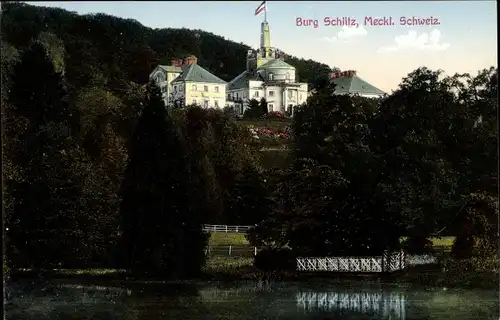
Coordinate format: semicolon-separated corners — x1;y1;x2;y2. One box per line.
295;16;441;28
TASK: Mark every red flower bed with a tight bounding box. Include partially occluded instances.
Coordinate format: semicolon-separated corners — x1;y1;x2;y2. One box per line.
265;111;286;120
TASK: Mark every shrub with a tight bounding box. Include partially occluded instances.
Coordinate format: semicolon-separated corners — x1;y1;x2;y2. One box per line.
401;236;433;254
265;111;285;121
451;236;475;259
254;247;295;272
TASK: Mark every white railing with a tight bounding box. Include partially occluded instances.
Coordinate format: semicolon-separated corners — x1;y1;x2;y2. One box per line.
203;224;252;233
296;250;406;273
205;245;258;257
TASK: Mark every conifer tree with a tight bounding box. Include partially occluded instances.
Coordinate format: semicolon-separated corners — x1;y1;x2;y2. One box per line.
120;82;208;278
6;43;83;269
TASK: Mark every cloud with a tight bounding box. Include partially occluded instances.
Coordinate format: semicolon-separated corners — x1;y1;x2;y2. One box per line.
322;26;368;43
378;29;450;53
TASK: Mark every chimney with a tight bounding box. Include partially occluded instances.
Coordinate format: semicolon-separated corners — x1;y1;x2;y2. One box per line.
184;55;198;65
171;59;183;67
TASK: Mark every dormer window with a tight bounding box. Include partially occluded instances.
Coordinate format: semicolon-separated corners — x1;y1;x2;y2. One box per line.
268;73;274;81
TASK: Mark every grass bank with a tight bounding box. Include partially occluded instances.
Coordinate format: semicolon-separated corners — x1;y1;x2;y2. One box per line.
8;255;498;290
209;232;249;246
208;232;455;251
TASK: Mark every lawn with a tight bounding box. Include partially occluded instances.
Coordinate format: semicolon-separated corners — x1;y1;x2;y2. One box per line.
209;232;249;246
399;236;455;248
209;232;455;249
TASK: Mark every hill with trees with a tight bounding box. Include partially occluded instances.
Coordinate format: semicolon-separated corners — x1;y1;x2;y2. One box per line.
2;1;497;283
1;2;336;89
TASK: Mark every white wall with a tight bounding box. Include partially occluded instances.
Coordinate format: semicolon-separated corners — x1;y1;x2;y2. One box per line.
265;68;296;83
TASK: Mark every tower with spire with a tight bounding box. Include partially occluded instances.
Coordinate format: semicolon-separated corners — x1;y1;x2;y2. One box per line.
246;21;280;72
228;3;309;116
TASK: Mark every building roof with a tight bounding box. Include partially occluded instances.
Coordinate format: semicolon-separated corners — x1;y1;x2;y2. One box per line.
171;63;227;84
227;71;265;91
258;59;296;70
159;65;182;73
332;75;385;96
149;65;182;79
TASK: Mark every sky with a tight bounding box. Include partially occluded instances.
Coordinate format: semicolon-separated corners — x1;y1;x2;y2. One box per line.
29;1;497;93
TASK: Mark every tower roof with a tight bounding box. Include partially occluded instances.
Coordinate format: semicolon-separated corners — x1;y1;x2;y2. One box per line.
172;63;226;84
258;59;295;70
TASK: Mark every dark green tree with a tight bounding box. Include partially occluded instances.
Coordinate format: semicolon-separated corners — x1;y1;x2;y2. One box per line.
6;42;86;269
259;98;268;115
250;81;403;256
243;98;263;119
120;82;208;278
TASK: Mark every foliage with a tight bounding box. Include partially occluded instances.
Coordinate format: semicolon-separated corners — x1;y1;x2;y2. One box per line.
401;236;434;254
1;2;336;86
259;98;268;115
2;1;497;277
119;83;208;278
5;43;101;269
254;247;295;272
265;111;286;121
250;67;498;260
243;99;263;119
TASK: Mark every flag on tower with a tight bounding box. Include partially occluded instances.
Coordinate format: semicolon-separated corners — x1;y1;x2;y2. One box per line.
255;1;266;16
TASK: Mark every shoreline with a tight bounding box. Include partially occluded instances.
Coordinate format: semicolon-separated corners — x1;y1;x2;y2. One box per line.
7;266;498;290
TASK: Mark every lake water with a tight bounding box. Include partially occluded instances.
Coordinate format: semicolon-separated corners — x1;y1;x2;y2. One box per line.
5;280;499;320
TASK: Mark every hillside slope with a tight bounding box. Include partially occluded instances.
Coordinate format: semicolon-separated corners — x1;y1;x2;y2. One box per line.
1;2;336;88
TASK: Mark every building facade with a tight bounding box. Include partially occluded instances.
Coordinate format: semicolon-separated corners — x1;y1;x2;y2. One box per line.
227;21;308;116
149;56;227;108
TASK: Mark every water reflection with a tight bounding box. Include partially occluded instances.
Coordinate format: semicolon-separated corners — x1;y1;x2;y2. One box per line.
296;291;406;319
5;280;499;320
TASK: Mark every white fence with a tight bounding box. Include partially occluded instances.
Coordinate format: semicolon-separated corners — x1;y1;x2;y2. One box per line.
203;224;252;233
296;250;405;273
205;245;257;257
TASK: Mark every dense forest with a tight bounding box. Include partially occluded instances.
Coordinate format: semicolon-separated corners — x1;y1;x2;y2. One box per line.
2;1;498;279
1;2;335;88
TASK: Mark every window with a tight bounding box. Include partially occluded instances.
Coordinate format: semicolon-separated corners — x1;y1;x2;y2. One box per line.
288;90;293;99
236;93;239;99
193;99;197;105
204;85;208;92
268;73;274;81
269;90;275;97
173;85;177;92
254;91;259;97
227;93;231;99
214;100;219;108
204;100;209;108
215;86;219;93
286;72;290;80
268;103;274;112
192;85;197;91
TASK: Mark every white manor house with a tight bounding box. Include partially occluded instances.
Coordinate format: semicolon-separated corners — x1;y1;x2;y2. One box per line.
150;19;384;114
226;20;308;116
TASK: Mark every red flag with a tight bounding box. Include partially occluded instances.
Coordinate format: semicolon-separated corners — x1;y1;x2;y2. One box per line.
255;1;266;16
